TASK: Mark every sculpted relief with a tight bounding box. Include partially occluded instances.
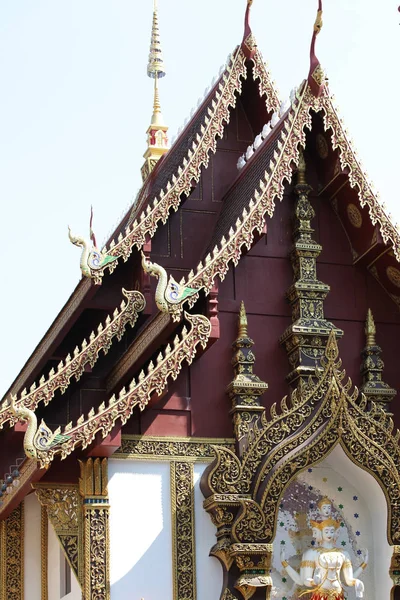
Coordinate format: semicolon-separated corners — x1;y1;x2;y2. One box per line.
272;466;371;600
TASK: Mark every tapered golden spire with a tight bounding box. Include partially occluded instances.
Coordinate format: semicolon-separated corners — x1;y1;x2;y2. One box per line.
238;301;248;338
141;0;169;182
365;308;376;347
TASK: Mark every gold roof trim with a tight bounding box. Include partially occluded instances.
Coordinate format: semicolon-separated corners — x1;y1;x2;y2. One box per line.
307;90;400;259
0;289;145;430
251;50;280;113
158;80;400;317
79;42;280;284
26;312;211;468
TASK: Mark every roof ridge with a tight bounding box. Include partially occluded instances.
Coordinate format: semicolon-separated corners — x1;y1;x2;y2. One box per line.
308;89;400;258
0;290;145;425
27;312;211;468
177;82;311;298
76;41;280;285
87;48;247;283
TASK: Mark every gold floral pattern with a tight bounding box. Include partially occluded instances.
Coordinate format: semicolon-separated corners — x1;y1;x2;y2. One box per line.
171;462;196;600
80;458;110;600
387;266;400;289
346;203;363;228
34;484;83;585
251;49;280;113
115;435;234;460
203;329;400;544
33;312;211;468
0;503;24;600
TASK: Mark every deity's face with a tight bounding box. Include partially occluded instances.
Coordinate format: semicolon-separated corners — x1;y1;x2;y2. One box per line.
320;503;331;517
322;526;336;543
312;527;322;544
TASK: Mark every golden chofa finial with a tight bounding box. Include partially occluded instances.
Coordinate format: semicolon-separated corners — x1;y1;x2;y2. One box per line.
314;6;323;34
141;0;169;181
297;149;307;185
365;308;376;346
238;301;248;338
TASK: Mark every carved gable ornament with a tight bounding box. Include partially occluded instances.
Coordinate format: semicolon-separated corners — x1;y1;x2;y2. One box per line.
201;330;400;599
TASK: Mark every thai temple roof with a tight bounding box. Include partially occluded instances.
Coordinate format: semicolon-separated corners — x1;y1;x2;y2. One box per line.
1;0;400;518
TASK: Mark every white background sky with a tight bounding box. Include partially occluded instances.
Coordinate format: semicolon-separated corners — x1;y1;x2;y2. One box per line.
0;0;399;397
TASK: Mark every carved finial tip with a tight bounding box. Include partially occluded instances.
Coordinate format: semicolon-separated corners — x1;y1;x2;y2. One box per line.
238;301;248;338
297;149;307;185
365;308;376;346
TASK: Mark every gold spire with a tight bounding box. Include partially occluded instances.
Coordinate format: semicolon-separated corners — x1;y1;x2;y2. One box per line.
141;0;169;182
238;301;248;338
365;308;376;347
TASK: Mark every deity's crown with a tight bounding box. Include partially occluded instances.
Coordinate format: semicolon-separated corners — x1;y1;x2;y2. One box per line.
317;496;332;509
310;518;340;530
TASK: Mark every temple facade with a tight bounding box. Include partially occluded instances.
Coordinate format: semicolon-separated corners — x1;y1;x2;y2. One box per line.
1;2;400;600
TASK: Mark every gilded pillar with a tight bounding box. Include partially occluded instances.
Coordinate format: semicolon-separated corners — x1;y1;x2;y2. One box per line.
170;461;196;600
40;505;48;600
0;503;24;600
79;457;110;600
280;150;343;386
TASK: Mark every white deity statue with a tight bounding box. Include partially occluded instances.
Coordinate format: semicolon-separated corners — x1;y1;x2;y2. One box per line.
281;518;368;600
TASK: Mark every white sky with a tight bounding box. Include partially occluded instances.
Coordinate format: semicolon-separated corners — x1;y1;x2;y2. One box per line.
0;0;399;397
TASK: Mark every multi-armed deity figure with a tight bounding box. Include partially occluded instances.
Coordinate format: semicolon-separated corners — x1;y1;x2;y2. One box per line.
281;498;368;600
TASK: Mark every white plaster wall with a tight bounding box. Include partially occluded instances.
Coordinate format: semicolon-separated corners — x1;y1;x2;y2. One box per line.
194;464;222;600
24;493;41;600
108;459;172;600
47;518;81;600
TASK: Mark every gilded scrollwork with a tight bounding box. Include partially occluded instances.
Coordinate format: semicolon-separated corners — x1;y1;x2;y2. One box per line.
85;49;248;282
84;508;110;600
221;589;239;600
171;462;196;600
41;505;48;600
80;458;110;600
202;299;400;600
34;484;83;585
0;503;24;600
250;49;280;113
115;435;234;460
30;312;211;468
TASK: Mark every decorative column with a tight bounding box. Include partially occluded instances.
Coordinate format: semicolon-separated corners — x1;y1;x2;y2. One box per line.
360;308;396;412
41;505;48;600
34;484;83;587
202;304;272;600
0;503;24;600
227;302;268;457
280;150;343;386
79;457;110;600
170;462;196;600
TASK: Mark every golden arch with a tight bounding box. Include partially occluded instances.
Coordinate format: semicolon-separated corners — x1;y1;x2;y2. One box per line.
203;331;400;546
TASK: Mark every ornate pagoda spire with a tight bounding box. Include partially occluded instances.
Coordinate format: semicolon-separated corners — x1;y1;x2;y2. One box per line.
308;0;325;97
141;0;168;182
360;309;396;412
227;302;268;457
280;150;343;387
